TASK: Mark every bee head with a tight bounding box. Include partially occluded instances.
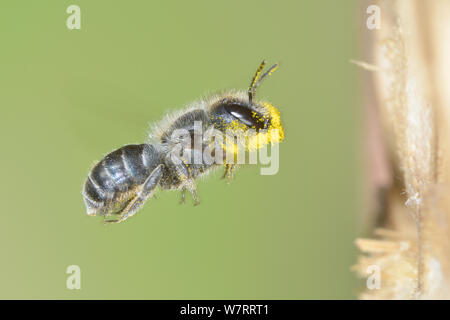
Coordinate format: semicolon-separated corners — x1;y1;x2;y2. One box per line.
209;60;284;150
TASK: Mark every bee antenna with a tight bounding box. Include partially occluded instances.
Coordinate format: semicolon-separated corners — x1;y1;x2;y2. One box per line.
248;60;279;103
248;60;266;103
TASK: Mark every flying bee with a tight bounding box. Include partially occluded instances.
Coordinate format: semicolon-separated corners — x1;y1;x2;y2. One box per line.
82;60;285;224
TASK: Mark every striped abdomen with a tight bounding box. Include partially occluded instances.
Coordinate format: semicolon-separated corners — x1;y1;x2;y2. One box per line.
82;144;162;215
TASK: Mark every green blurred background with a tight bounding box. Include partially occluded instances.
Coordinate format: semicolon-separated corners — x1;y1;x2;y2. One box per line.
0;0;359;299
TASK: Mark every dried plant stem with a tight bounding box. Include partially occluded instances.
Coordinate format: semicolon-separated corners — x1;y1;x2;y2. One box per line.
416;209;423;295
354;0;450;299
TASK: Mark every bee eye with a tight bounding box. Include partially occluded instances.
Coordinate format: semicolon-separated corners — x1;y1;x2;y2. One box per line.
224;104;265;130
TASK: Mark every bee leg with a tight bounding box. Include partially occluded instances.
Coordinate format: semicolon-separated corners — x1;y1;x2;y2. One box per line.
178;176;199;206
104;164;164;224
179;187;186;204
171;158;200;206
221;164;229;179
221;164;235;184
185;180;200;206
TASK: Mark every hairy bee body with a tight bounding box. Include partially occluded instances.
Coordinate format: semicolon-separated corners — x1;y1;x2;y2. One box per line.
83;109;221;219
82;60;284;224
83;144;162;215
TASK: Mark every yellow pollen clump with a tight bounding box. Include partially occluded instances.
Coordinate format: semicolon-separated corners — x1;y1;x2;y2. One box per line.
221;102;285;154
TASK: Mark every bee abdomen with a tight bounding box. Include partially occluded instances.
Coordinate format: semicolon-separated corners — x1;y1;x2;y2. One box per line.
82;144;161;215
